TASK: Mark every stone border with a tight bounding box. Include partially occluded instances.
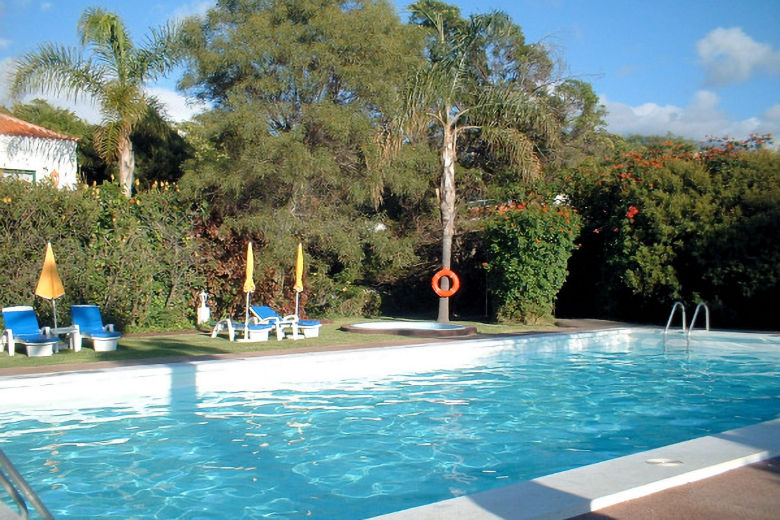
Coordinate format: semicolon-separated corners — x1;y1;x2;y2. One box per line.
340;323;477;337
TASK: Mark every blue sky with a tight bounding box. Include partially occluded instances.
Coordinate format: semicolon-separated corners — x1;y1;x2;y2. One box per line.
1;0;779;143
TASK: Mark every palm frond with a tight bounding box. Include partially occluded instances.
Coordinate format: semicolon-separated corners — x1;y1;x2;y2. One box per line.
11;43;105;103
478;126;541;182
94;120;131;162
100;81;149;126
134;20;184;81
78;7;134;82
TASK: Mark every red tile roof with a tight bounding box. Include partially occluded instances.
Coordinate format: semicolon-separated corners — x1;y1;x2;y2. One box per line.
0;113;79;141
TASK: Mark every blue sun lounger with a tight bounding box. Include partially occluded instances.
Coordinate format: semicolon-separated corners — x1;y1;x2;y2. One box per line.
70;305;121;351
210;318;274;342
1;306;59;357
250;305;321;339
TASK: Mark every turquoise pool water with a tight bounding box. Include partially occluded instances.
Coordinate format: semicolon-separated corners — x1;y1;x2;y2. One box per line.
0;329;777;519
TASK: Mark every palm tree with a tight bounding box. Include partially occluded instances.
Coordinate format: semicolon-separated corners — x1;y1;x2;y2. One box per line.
394;0;559;322
11;7;181;196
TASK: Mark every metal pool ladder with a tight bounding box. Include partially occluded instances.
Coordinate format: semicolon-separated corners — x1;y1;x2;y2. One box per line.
0;448;54;519
664;301;687;334
663;301;687;350
687;302;710;339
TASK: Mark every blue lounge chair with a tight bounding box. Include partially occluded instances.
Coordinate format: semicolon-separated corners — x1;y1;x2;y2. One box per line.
250;305;321;339
70;305;121;351
1;306;59;357
210;318;274;342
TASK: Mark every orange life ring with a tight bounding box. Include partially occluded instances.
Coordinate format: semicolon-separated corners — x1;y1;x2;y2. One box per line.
431;268;460;298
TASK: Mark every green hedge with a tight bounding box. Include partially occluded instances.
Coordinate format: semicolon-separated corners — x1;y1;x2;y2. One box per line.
0;179;205;331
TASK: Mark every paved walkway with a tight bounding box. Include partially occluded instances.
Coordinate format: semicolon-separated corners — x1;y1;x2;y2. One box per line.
569;457;779;520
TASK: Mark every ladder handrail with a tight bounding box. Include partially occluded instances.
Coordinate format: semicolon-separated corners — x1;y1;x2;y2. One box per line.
664;301;686;334
0;449;55;520
0;469;29;519
688;302;710;337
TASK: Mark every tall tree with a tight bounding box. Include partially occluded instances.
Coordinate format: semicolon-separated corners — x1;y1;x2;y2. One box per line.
178;0;424;313
394;0;564;322
11;7;182;196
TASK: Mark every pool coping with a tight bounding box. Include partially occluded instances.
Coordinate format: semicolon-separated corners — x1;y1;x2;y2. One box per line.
368;419;780;520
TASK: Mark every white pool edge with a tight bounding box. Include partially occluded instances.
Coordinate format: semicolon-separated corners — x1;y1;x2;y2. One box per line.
369;418;780;520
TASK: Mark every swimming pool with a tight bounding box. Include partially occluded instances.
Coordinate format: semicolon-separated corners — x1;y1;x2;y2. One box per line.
0;328;777;519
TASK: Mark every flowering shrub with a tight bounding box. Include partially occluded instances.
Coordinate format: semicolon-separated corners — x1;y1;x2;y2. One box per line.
563;136;779;327
484;201;581;324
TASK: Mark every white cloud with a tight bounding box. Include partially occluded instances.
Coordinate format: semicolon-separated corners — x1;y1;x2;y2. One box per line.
147;86;209;123
0;57;16;105
171;1;215;22
18;91;103;122
697;27;780;86
602;90;780;142
764;103;780;123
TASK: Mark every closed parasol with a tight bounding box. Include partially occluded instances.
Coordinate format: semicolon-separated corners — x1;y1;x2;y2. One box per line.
242;242;255;339
293;243;303;316
35;242;65;328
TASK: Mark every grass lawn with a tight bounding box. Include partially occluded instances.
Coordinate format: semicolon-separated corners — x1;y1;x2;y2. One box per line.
0;317;556;371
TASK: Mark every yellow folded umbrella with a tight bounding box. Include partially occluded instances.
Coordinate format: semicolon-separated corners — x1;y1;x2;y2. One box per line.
293;243;304;317
294;243;304;293
35;242;65;327
243;242;255;293
242;242;255;339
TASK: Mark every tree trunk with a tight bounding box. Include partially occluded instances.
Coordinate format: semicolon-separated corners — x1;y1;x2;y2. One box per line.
437;122;457;323
118;137;135;197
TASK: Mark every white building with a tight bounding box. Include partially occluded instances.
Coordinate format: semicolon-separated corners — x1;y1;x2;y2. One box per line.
0;113;79;189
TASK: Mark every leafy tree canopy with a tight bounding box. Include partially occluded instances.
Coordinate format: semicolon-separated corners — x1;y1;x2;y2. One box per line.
177;0;426;314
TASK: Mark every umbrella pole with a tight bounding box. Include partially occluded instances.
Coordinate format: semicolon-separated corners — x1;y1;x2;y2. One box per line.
52;300;58;329
244;293;250;340
295;292;300;319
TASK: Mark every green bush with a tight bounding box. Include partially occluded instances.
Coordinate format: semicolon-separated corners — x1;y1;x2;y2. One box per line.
563;136;779;328
484;201;581;324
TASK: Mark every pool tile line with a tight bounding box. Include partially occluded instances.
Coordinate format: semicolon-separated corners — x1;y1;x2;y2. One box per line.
369;418;780;520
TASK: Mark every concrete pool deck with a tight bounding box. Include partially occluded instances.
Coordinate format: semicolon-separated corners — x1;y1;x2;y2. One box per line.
1;319;777;519
569;455;779;520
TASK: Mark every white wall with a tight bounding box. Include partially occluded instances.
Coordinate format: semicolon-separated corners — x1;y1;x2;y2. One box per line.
0;134;78;189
